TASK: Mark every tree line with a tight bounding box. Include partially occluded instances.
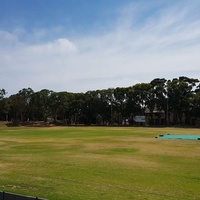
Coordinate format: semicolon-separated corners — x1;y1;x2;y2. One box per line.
1;76;200;126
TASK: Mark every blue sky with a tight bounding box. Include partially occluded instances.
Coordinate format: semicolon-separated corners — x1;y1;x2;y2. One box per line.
1;0;200;96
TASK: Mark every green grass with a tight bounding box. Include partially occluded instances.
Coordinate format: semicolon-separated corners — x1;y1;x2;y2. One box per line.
0;126;200;200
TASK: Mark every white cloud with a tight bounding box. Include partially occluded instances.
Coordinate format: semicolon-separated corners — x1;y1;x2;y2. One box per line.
0;30;19;46
27;38;78;55
1;0;200;95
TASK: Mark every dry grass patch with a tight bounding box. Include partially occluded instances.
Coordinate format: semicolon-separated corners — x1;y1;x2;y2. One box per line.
0;126;200;200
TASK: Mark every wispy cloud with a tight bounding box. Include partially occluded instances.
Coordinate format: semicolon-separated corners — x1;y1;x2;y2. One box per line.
1;0;200;95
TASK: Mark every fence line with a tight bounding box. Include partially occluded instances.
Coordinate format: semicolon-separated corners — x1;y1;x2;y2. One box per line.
0;191;47;200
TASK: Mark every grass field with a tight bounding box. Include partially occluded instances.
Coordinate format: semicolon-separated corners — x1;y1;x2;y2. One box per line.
0;126;200;200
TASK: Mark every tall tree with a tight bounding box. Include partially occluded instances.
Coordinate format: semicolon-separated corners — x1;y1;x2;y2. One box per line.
191;92;200;121
68;93;85;124
48;91;74;122
0;88;7;120
114;87;127;124
9;88;34;122
167;77;199;125
0;98;11;121
0;89;6;100
30;89;53;121
149;78;167;124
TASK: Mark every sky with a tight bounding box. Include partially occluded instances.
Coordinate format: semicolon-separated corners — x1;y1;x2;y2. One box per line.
1;0;200;96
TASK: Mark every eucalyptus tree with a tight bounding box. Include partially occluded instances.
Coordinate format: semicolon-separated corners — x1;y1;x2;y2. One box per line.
0;88;7;120
58;92;75;122
124;83;150;124
132;83;151;112
181;77;199;124
125;87;141;123
9;88;34;122
191;91;200;120
68;93;85;124
0;88;6;100
0;98;11;121
102;88;117;125
150;78;167;109
82;89;113;125
48;92;61;122
149;78;167;124
30;89;53;121
81;90;102;125
94;89;112;125
45;91;75;122
167;77;199;125
0;89;10;121
113;87;128;124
